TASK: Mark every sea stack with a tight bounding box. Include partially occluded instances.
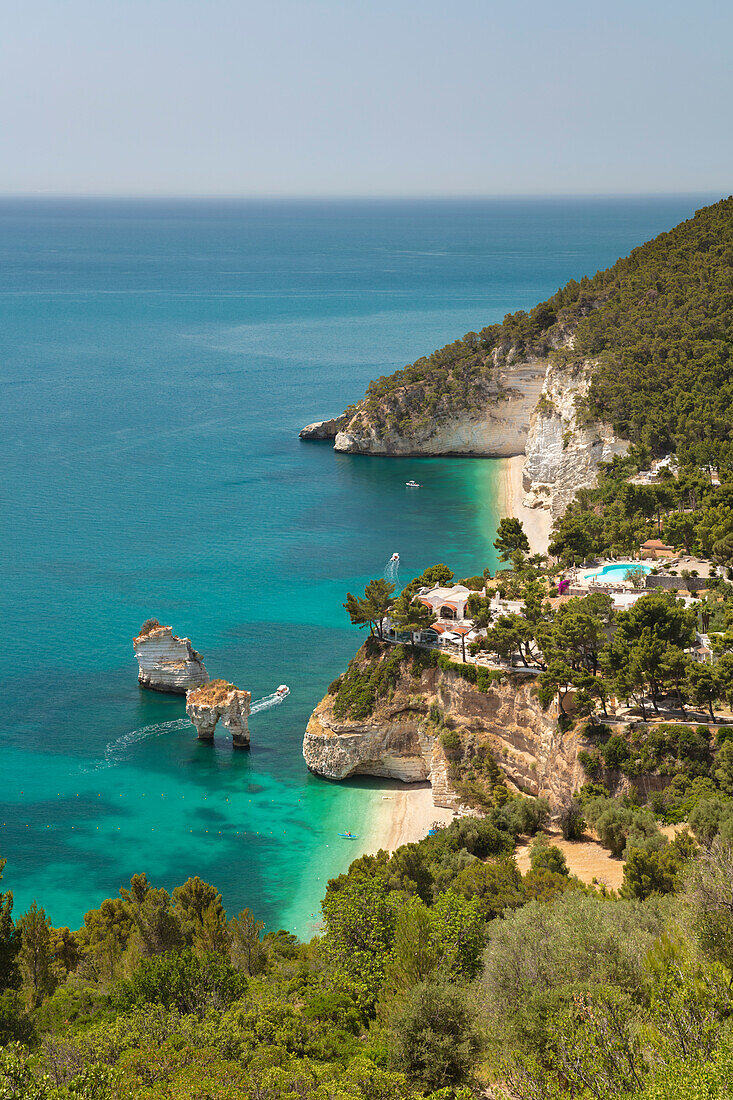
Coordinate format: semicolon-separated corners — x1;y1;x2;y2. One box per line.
186;680;251;748
133;619;209;694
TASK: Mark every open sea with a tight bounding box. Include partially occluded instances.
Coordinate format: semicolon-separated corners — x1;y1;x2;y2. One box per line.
0;195;710;935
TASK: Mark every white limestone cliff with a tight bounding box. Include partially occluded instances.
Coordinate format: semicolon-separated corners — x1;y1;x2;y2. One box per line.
332;360;547;457
299;415;346;440
303;649;588;810
133;621;209;694
186;680;252;748
522;359;630;519
300;329;631;521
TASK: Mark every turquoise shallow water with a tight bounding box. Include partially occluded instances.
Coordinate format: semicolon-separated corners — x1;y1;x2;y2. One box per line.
0;195;709;933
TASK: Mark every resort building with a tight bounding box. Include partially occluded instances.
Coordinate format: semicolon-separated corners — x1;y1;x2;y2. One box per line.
418;584;473;621
629;454;679;485
383;584;482;654
640;538;676;560
690;633;714;664
489;595;525;616
425;621;473;643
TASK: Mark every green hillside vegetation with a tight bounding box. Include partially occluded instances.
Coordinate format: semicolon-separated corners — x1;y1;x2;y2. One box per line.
345;197;733;458
548;450;733;564
3;819;733;1099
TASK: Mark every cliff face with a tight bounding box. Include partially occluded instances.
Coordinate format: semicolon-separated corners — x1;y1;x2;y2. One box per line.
133;622;209;694
332;359;547;457
303;650;588;809
299;332;629;522
522;358;630;519
299;415;346;440
186;680;251;748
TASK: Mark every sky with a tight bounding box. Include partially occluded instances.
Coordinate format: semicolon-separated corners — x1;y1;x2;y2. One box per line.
2;0;732;197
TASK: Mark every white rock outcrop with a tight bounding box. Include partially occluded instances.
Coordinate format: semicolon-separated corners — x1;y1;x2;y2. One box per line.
185;680;252;748
522;360;630;519
133;621;209;694
299;416;346;440
333;361;547;457
303;650;588;809
304;698;458;808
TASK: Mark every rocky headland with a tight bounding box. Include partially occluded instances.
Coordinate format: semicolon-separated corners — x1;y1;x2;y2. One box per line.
133;619;209;694
299;415;346;440
303;203;733;824
186;679;252;748
300;330;624;530
303;643;589;811
332;358;548;458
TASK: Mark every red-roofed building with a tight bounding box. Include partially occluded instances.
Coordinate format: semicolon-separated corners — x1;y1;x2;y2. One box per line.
419;584;473;621
640;538;675;560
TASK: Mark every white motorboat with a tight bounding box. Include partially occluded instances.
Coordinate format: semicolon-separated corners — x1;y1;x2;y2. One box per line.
390;552;399;563
276;685;290;697
405;480;421;488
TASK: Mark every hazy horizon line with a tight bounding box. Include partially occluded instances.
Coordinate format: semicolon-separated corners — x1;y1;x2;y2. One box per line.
0;189;726;203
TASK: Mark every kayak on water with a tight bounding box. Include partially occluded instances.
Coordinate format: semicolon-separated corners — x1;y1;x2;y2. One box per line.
338;832;358;839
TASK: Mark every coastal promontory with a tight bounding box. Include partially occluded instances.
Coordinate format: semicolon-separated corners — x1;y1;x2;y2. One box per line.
300;197;733;523
133;619;209;694
298;415;346;440
303;639;586;810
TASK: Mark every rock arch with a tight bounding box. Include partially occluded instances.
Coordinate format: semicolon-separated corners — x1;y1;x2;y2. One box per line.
186;680;251;748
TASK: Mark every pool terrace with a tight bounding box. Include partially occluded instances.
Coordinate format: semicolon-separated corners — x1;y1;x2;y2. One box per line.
578;561;653;587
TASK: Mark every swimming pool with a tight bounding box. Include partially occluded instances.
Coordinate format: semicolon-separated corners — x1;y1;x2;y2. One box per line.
584;562;653;583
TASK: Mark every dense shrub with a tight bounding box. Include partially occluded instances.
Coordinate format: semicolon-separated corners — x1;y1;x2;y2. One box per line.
332;645;407;719
389;980;480;1091
112;949;246;1014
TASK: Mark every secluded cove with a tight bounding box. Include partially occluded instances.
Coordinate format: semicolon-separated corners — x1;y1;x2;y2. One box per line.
0;195;706;932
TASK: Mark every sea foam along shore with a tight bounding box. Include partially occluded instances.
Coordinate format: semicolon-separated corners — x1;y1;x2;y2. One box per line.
501;454;552;555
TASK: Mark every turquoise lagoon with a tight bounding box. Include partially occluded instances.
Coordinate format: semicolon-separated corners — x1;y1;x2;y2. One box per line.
0;196;708;933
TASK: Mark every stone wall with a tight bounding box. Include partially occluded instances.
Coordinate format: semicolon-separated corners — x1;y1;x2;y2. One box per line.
645;574;710;592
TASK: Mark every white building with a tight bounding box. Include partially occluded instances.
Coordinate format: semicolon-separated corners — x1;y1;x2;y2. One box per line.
418;584;474;622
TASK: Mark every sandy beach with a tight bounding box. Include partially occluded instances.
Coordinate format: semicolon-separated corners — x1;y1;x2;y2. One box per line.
366;783;455;853
499;454;552;555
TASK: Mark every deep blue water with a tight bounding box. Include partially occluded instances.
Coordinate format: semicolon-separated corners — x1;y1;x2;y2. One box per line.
0;195;712;932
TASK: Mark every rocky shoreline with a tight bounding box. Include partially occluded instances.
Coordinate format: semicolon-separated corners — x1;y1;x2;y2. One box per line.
302;643;588;816
299;345;628;532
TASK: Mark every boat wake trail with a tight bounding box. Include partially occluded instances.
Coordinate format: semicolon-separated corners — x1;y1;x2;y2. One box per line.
84;717;192;772
83;688;289;771
250;690;288;715
384;552;400;583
